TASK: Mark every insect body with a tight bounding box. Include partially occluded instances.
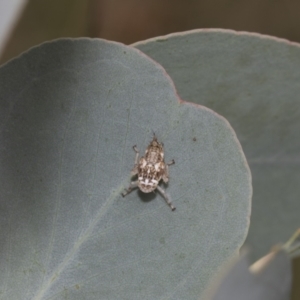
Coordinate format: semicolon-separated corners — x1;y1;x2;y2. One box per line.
122;135;175;211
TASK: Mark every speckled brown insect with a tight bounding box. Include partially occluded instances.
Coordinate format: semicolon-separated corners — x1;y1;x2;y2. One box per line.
122;134;175;211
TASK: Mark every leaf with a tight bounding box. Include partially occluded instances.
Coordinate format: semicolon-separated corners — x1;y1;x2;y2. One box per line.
0;0;90;64
0;38;251;299
133;30;300;261
0;0;27;56
204;250;291;300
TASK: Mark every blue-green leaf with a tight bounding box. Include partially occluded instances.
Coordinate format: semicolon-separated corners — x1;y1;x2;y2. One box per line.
134;30;300;261
0;38;251;299
204;251;291;300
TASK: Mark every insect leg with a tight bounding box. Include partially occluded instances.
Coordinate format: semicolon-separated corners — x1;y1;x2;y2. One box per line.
162;159;175;183
122;180;138;197
131;145;139;176
156;185;176;211
167;159;175;166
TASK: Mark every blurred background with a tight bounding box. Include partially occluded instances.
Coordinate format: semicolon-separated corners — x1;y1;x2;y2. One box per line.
1;0;300;65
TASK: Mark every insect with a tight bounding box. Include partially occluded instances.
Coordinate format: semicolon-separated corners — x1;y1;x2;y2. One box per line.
122;134;176;211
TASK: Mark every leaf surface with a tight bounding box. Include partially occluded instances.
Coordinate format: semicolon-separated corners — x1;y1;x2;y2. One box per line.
0;38;251;299
134;30;300;260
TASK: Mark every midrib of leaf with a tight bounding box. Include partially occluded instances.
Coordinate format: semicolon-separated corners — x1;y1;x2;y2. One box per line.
32;182;127;300
42;80;78;295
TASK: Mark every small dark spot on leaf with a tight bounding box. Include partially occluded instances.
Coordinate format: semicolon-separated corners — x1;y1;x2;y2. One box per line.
124;51;126;54
75;284;80;290
179;253;186;260
175;252;186;261
193;137;196;142
159;237;165;244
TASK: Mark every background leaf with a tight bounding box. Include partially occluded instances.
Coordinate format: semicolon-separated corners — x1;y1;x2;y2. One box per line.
0;0;91;64
0;38;251;299
134;30;300;261
204;251;291;300
0;0;27;56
